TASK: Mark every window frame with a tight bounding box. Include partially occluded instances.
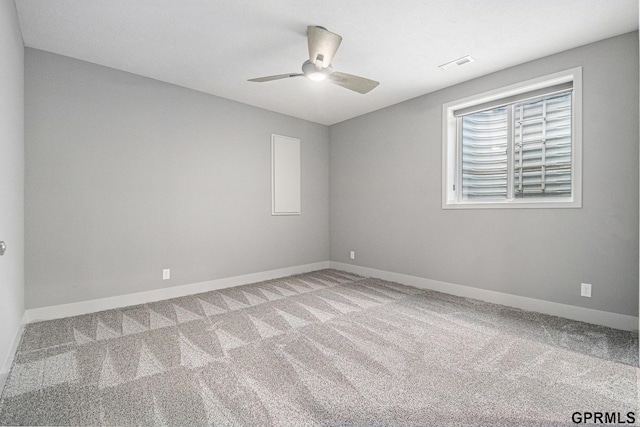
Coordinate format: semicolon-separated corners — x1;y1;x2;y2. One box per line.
442;67;582;209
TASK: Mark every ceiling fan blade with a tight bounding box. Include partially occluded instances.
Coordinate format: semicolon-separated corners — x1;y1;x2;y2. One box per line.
248;73;303;82
307;26;342;68
329;72;379;94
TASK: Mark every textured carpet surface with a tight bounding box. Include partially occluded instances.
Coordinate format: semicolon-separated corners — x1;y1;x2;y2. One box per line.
0;269;637;426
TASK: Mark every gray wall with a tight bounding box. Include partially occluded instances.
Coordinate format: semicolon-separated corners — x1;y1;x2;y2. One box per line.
0;1;24;369
330;32;639;317
23;32;640;319
25;49;329;309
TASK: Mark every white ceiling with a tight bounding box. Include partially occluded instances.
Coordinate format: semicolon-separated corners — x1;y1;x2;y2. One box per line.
14;0;639;125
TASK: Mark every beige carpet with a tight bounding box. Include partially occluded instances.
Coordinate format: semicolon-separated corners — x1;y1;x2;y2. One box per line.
0;269;637;426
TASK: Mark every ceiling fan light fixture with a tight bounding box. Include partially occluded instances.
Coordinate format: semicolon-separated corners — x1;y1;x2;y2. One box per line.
308;72;327;81
302;60;332;81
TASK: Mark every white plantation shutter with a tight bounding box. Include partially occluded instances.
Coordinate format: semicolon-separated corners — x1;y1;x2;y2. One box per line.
459;90;572;201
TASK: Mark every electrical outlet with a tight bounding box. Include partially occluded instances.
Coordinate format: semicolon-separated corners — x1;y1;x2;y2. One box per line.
580;283;591;298
350;251;355;260
163;269;170;280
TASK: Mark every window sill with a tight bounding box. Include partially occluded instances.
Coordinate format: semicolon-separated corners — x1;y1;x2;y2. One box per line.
442;199;582;210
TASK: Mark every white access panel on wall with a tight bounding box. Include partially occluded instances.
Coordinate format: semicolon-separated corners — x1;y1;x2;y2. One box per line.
271;134;301;215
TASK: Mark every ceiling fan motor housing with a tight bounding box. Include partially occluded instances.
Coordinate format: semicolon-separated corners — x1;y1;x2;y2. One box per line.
302;60;332;81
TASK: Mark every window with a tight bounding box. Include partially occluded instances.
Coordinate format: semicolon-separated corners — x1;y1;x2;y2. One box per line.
442;68;582;209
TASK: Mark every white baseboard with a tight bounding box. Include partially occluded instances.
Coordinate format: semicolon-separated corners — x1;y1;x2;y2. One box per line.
17;259;639;333
1;312;28;376
330;262;639;331
24;261;330;324
0;372;7;396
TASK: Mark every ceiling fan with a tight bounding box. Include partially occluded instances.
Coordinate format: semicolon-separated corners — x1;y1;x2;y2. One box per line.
248;26;379;94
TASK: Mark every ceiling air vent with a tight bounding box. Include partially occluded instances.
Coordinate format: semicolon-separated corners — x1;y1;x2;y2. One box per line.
439;55;475;71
